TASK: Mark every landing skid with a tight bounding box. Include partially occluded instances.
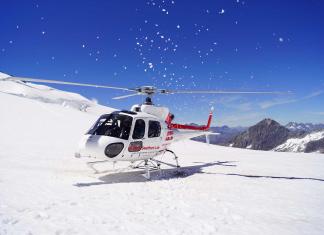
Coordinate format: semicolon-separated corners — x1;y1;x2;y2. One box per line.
87;160;132;174
132;149;180;179
86;149;181;180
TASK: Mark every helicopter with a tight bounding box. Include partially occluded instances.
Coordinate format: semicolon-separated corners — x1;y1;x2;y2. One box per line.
0;73;285;179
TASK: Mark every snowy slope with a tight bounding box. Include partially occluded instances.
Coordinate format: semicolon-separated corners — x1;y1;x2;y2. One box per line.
0;72;113;114
1;82;324;235
274;131;324;152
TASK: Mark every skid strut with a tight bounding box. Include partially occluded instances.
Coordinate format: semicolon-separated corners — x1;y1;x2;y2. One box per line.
132;159;161;179
166;149;180;168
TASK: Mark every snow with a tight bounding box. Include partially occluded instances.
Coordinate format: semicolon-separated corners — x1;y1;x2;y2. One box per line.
0;72;10;79
274;130;324;152
1;82;324;235
0;79;113;114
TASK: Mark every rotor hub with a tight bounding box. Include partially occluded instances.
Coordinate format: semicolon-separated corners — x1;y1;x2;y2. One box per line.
135;86;157;95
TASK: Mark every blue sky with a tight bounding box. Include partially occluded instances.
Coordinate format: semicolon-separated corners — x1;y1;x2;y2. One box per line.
1;0;323;126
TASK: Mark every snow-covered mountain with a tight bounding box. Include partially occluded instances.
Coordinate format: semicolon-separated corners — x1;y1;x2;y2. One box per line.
274;130;324;153
0;72;113;114
222;118;324;154
1;80;324;235
229;119;289;150
285;122;324;133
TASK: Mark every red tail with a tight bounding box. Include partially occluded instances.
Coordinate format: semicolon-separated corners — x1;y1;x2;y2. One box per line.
169;112;213;131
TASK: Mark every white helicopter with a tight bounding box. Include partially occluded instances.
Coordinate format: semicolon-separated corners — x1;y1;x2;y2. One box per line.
1;74;285;179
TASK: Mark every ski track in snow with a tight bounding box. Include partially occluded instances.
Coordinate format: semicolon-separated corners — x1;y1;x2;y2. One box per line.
0;83;324;235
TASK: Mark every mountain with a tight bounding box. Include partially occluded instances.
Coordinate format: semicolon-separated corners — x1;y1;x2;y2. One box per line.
274;130;324;153
230;119;289;151
305;137;324;153
192;125;246;145
285;122;324;133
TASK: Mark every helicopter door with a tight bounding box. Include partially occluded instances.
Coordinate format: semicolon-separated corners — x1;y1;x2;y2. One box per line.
141;120;162;157
128;118;162;159
128;119;146;158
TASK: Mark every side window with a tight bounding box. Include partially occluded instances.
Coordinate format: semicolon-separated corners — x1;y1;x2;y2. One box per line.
132;119;145;139
148;121;161;138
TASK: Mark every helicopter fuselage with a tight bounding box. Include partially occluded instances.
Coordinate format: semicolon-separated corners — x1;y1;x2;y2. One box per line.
76;106;211;163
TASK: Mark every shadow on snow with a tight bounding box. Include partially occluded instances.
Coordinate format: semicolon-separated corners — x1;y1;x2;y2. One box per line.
74;161;236;187
216;173;324;182
74;160;324;187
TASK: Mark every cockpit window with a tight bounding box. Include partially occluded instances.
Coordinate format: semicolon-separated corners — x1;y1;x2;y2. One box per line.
132;119;145;139
87;114;133;140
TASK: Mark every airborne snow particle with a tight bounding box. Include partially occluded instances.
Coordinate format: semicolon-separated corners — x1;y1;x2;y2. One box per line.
148;62;154;69
41;31;46;35
279;37;284;42
219;9;225;14
82;44;86;48
9;40;13;44
176;25;180;29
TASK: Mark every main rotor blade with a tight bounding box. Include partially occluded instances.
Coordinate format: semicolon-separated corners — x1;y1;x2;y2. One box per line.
4;76;135;92
161;90;291;95
112;93;142;100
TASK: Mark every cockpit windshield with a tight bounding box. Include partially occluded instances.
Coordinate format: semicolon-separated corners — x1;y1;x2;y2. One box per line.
87;113;133;140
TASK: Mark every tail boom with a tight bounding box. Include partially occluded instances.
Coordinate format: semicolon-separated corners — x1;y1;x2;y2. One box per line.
169;111;212;131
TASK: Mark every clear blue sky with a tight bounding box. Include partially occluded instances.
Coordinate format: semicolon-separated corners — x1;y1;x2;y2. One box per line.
1;0;323;126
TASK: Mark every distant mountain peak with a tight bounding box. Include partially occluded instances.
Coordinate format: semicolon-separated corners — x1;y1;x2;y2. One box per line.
258;118;280;127
230;118;289;151
285;122;324;132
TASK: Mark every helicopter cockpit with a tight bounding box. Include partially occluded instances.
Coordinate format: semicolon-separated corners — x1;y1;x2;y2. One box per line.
87;112;133;140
